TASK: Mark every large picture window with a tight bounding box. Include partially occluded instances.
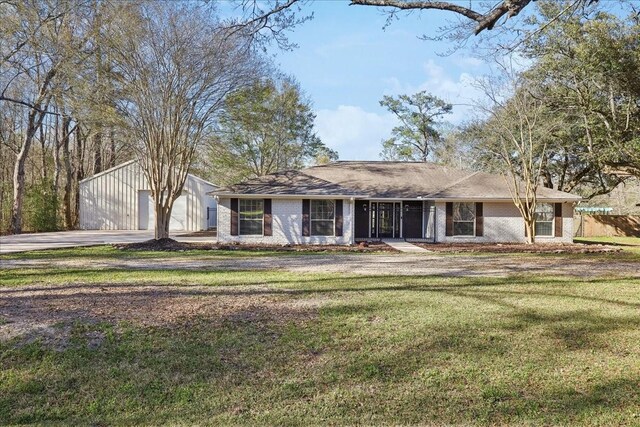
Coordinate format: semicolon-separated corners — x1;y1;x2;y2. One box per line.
239;199;264;235
535;203;554;236
311;200;335;236
453;202;475;236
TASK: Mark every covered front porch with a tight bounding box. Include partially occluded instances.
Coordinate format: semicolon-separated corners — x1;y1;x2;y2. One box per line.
353;199;436;242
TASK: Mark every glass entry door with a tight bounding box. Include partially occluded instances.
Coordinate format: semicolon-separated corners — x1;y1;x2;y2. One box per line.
371;202;401;238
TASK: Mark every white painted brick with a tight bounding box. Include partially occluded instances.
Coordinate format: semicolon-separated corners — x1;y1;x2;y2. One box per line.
218;198;573;245
217;198;354;245
435;201;574;243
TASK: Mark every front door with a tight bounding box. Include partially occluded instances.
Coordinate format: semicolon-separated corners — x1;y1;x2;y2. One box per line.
354;200;370;239
403;201;423;239
378;202;395;238
370;202;401;238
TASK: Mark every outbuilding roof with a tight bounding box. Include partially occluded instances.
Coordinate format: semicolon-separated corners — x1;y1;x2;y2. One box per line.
79;159;218;188
212;161;582;201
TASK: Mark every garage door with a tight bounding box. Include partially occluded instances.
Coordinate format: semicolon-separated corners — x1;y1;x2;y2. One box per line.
138;190;187;231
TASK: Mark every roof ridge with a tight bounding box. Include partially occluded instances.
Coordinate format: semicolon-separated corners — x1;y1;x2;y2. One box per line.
423;171;480;197
79;159;137;184
319;160;438;165
216;168;355;193
296;170;362;193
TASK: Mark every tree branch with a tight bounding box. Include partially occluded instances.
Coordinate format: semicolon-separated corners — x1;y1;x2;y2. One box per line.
350;0;536;34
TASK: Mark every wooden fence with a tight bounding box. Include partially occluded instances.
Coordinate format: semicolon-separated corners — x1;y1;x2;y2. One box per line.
574;215;640;237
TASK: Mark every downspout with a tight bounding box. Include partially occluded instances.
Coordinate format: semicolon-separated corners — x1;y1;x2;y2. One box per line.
214;195;220;244
350;197;355;245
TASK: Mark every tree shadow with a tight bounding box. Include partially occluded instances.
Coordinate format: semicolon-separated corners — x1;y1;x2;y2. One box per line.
1;273;639;424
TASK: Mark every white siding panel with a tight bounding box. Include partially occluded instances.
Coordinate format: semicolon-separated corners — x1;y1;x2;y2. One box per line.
79;161;216;231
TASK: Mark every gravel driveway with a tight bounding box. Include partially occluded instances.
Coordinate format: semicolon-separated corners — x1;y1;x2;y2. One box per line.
0;230;213;253
3;252;639;278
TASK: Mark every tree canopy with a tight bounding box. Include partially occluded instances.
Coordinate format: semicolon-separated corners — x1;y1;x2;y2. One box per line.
461;3;640;203
0;0;310;235
206;78;337;185
379;91;452;162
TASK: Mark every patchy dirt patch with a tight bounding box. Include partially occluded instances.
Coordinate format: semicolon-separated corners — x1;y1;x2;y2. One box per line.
0;283;322;347
175;230;218;238
113;238;396;253
414;242;621;254
113;238;200;251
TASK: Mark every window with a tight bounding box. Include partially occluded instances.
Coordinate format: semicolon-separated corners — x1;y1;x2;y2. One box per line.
453;202;475;236
535;203;554;236
239;199;263;235
311;200;335;236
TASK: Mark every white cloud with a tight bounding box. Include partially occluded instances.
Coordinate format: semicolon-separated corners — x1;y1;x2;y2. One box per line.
315;105;397;160
314;60;491;161
383;59;486;124
454;56;484;68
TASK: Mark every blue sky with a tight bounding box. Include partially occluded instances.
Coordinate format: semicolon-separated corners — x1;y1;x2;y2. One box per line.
267;1;492;160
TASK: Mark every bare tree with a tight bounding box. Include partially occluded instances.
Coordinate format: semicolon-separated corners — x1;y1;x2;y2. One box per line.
472;75;558;244
1;0;94;233
0;1;307;234
106;3;265;239
1;1;64;233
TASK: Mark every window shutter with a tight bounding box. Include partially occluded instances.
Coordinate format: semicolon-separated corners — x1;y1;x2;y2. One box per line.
302;199;310;237
554;202;563;237
335;199;343;237
264;199;272;236
475;202;484;237
445;202;453;236
230;198;238;236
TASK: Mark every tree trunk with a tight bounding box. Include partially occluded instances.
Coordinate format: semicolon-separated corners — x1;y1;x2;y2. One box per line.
40;121;47;180
9;69;55;234
62;116;74;229
53;114;61;193
92;129;102;174
73;126;85;228
154;202;171;240
524;218;536;244
10;104;48;233
108;128;116;168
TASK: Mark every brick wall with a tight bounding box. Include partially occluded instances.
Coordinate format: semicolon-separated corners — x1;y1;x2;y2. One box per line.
435;201;574;243
217;197;354;245
218;198;573;245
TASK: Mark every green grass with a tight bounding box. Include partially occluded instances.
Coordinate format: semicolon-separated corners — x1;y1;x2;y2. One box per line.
0;244;397;261
1;268;639;425
0;267;336;287
574;236;640;254
0;245;320;261
575;236;640;246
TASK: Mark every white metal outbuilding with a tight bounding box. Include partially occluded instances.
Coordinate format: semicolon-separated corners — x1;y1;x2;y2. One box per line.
79;160;217;232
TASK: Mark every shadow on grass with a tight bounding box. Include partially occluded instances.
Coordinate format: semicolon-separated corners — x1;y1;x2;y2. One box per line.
575;238;640;247
1;272;639;425
2;270;638;308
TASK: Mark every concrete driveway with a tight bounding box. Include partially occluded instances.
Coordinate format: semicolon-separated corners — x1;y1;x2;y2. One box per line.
0;230;214;254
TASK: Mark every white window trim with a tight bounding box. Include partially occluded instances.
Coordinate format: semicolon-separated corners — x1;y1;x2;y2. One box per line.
239;199;264;236
534;203;555;237
452;202;476;237
310;199;336;237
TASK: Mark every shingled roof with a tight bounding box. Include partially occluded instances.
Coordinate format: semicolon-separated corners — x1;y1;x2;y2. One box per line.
212;170;360;197
212;161;582;201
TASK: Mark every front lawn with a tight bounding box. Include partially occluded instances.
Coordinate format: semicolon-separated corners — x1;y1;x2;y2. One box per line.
1;268;639;425
0;243;390;261
575;236;640;254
